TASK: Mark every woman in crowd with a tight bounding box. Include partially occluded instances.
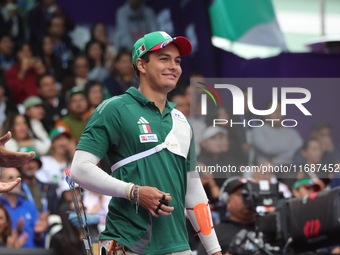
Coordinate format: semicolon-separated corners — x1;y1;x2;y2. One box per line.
103;49;139;96
206;105;247;166
84;40;109;82
1;113;50;155
49;202;87;255
50;195;99;255
36;127;75;198
90;22;117;70
0;203;28;247
84;80;105;114
4;42;46;104
35;34;65;83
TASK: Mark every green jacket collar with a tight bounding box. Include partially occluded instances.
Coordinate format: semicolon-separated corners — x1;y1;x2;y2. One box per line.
126;87;177;113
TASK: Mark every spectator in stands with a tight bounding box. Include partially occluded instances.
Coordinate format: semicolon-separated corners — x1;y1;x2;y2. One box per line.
103;49;138;96
310;121;340;165
84;40;109;82
296;138;330;189
90;22;117;69
0;34;14;74
115;0;157;49
2;113;50;155
167;80;190;118
23;96;50;146
55;87;89;142
50;199;98;255
84;80;105;114
83;190;110;232
294;121;340;166
35;34;65;83
61;55;89;99
0;203;28;247
198;126;239;187
4;42;46;104
251;101;303;166
57;181;82;211
292;178;321;198
206;105;247;166
46;14;79;77
196;176;256;255
0;167;49;248
18;146;58;213
0;0;25;42
36;126;75;198
0;77;18;128
28;0;75;45
37;74;67;133
330;162;340;189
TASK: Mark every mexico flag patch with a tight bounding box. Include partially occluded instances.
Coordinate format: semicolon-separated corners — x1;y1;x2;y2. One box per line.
136;44;146;57
139;124;152;134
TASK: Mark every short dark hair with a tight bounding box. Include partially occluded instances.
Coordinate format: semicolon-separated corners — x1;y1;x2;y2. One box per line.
0;203;12;244
134;51;151;78
13;41;32;61
46;14;65;30
0;33;11;42
36;73;55;88
301;138;319;151
72;54;89;71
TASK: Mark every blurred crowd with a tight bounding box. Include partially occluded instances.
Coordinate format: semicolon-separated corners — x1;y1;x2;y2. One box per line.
0;0;340;254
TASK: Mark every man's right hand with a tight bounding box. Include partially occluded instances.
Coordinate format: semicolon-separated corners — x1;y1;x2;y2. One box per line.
131;186;174;217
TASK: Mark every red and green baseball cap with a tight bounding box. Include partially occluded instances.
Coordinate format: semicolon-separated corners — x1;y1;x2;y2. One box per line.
132;31;192;67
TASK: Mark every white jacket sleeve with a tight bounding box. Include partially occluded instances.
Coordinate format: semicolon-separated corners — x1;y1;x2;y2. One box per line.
70;150;132;198
185;171;221;255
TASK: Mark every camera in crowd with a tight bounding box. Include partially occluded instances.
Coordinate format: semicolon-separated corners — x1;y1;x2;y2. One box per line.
241;181;283;209
227;179;340;255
